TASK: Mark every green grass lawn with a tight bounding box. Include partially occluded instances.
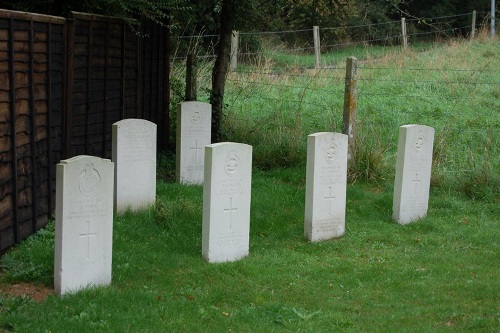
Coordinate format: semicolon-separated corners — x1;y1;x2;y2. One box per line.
1;165;499;332
1;35;500;332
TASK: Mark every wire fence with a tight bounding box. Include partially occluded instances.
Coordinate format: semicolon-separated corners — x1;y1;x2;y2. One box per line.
170;11;499;176
171;11;493;63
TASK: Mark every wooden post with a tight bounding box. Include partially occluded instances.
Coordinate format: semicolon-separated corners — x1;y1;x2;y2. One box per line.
492;0;496;40
401;18;408;50
313;26;321;69
471;10;477;40
230;30;239;72
185;54;197;101
342;56;358;161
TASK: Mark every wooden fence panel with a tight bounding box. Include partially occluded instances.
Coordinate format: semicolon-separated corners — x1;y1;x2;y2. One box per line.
0;9;170;252
0;11;66;251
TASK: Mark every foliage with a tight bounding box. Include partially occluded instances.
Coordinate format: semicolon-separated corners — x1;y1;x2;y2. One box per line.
0;0;187;25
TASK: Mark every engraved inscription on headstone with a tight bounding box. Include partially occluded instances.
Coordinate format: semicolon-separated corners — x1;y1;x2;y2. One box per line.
224;197;238;230
202;142;252;263
392;124;435;224
176;102;212;184
112;119;157;213
79;221;97;263
54;155;114;296
190;139;202;166
305;132;348;242
324;187;336;216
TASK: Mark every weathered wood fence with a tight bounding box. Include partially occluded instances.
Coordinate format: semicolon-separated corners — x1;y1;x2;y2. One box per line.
0;9;170;252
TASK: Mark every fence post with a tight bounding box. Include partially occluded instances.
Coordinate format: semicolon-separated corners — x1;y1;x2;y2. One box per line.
185;54;197;101
230;30;239;72
401;18;408;50
313;26;321;69
471;10;477;40
492;0;496;40
342;56;358;161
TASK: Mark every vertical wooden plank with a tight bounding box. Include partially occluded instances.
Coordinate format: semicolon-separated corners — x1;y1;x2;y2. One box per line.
120;24;125;120
8;18;19;243
136;29;142;118
164;23;170;152
156;23;162;129
28;19;37;233
103;21;109;156
47;22;54;217
148;21;154;121
85;20;93;155
64;19;75;159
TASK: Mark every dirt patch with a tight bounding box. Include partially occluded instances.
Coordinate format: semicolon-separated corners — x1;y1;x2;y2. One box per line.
1;282;53;302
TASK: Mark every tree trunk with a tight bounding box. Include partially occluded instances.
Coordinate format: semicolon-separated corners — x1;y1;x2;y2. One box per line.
210;0;234;143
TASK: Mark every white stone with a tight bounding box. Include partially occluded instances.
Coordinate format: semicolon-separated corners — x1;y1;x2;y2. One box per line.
54;155;114;296
304;132;348;241
112;119;157;213
202;142;252;263
176;102;212;184
392;124;435;224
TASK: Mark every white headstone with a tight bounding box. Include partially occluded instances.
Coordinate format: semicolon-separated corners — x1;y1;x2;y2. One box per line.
54;155;114;296
176;102;212;185
304;132;348;241
202;142;252;263
112;119;157;213
392;124;435;224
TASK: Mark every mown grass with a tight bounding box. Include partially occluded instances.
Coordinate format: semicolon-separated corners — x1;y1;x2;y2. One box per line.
1;167;499;332
1;33;499;332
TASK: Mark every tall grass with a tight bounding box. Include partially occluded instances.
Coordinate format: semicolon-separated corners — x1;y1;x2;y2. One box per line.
210;33;498;200
169;35;500;199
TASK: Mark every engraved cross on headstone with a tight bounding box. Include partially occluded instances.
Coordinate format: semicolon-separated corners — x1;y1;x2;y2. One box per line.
190;139;202;165
223;197;238;230
80;221;97;262
413;173;421;195
324;186;336;216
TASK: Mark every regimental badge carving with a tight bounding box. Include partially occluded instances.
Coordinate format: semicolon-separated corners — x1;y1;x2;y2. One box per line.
224;150;240;176
79;163;101;197
191;110;201;123
415;131;425;152
323;136;338;164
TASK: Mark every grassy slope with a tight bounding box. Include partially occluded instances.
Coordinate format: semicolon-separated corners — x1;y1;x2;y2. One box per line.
1;39;499;332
